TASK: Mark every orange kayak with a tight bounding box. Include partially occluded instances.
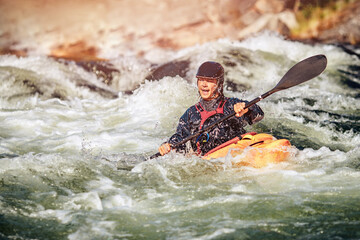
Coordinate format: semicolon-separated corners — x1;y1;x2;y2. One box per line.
202;132;291;168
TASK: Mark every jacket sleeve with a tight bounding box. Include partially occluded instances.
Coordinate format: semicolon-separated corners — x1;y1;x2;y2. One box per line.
167;109;192;153
229;98;264;125
244;103;264;125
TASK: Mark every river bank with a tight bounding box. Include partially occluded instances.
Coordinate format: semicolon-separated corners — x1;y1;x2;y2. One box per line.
1;0;359;61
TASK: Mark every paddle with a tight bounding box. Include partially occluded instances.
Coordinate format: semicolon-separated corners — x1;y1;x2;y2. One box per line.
149;54;327;159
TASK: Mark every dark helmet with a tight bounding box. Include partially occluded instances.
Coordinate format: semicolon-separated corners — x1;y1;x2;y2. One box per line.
196;61;224;95
196;61;224;79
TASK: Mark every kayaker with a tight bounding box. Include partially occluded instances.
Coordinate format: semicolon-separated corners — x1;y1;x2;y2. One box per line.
159;61;264;156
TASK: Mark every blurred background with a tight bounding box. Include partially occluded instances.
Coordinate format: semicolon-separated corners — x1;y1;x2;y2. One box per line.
1;0;359;60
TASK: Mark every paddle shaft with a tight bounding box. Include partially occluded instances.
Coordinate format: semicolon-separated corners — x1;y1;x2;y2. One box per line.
149;54;327;159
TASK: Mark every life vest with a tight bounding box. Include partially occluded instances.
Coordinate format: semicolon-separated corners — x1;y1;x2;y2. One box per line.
194;99;227;155
195;99;227;130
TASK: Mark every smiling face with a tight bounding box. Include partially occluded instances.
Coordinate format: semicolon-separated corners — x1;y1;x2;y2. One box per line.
197;77;219;101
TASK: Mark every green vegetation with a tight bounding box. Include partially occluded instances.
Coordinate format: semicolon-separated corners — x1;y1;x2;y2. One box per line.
292;0;356;36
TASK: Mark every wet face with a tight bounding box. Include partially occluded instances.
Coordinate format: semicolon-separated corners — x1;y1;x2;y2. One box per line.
197;77;219;101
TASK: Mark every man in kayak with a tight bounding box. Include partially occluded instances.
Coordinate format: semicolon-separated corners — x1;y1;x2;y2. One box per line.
159;61;264;156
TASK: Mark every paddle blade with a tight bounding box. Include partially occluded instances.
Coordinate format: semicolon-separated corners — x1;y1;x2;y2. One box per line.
274;54;327;91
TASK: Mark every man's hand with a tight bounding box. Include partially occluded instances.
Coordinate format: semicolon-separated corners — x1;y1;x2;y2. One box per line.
234;102;248;117
159;143;172;156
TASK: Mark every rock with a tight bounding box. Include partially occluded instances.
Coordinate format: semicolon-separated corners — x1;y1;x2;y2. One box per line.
145;60;190;81
74;60;119;85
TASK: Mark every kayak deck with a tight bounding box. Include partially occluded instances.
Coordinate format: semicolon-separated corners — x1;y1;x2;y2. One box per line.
203;133;291;168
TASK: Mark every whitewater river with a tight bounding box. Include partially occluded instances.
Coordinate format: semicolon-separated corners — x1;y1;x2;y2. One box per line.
0;33;359;239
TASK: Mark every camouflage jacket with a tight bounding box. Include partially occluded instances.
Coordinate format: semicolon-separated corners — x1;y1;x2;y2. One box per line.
167;96;264;155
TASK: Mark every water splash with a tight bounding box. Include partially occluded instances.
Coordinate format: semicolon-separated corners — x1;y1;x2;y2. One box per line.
0;32;359;239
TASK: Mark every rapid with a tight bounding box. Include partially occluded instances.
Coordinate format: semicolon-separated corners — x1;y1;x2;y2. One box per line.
0;33;360;239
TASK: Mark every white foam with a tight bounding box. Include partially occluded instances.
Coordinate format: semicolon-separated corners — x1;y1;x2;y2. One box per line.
0;34;359;239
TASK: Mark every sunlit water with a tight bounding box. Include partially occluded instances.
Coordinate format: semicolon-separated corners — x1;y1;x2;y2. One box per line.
0;33;360;240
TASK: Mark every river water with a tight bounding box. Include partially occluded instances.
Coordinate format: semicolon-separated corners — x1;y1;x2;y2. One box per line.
0;33;359;239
